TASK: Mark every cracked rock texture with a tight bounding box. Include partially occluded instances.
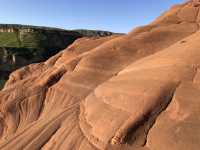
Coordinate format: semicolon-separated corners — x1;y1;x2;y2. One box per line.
0;1;200;150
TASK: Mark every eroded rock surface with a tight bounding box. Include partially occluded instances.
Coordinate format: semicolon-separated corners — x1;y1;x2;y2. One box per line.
0;1;200;150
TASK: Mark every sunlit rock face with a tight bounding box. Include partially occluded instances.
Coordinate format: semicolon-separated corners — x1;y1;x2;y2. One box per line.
0;1;200;150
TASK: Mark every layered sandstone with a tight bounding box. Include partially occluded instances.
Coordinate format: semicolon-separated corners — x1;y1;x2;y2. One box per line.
0;1;200;150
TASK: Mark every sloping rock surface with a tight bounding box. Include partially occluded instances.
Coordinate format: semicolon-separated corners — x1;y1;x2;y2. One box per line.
0;1;200;150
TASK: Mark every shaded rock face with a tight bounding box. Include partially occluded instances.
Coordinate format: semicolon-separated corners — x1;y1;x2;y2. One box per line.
0;24;117;88
0;1;200;150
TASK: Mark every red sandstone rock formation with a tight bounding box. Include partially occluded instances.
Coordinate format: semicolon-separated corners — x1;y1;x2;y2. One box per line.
0;1;200;150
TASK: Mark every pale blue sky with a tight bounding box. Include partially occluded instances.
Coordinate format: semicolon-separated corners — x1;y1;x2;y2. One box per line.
0;0;184;33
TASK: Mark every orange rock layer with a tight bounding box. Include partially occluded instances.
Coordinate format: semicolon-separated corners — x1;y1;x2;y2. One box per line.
0;1;200;150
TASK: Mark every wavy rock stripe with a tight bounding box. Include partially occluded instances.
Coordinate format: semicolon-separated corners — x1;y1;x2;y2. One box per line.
0;1;200;150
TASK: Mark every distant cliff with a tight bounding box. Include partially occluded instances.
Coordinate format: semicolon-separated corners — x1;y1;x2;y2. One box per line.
0;24;118;88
